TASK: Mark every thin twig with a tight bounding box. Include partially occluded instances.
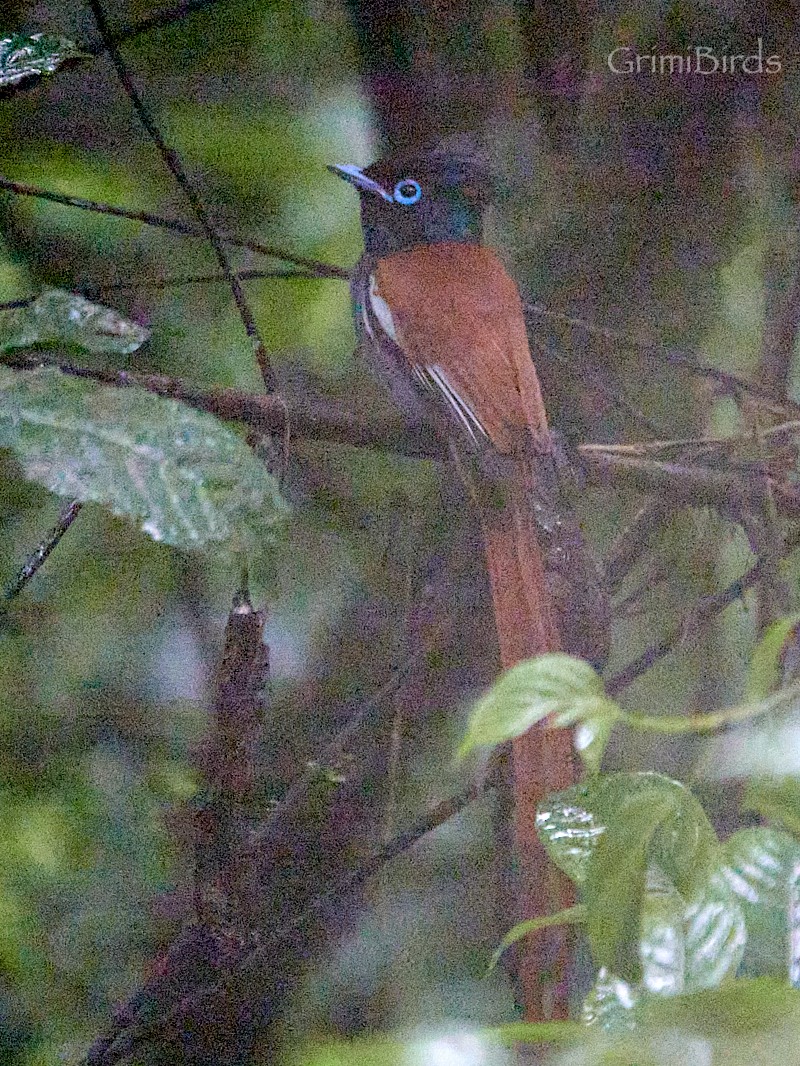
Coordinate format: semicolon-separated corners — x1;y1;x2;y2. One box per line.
86;0;276;390
529;331;667;436
527;302;797;416
606;551;777;694
250;647;427;854
0;270;325;315
604;499;675;592
2;500;82;601
0;175;348;280
100;0;230;50
84;780;483;1066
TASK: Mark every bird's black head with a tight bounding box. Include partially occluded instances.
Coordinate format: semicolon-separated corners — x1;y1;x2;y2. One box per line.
329;137;495;257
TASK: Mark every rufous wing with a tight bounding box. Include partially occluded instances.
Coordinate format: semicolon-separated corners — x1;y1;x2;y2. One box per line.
371;243;549;454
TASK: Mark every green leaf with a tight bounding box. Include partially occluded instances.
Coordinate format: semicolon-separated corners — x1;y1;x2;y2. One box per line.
720;828;800;908
683;869;746;990
537;774;718;895
489;1021;584;1045
581;968;639;1032
563;979;800;1066
581;775;718;980
746;615;800;700
586;793;678;979
0;33;87;87
0;289;149;356
640;868;686;995
536;778;608;884
458;653;615;758
640;977;800;1035
0;367;287;550
488;905;586;972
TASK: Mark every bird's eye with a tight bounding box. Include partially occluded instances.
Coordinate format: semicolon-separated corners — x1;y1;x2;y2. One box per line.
393;178;422;205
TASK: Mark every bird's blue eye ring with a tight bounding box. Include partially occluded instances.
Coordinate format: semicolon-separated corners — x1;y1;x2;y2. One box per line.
393;178;422;205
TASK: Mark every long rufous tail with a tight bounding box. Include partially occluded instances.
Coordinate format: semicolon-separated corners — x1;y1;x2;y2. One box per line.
478;460;577;1021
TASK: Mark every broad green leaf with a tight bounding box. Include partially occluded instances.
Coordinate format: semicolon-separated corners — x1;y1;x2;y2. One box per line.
488;904;586;971
0;289;149;356
581;968;638;1032
536;779;608;883
538;774;718;893
639;864;744;997
0;367;287;550
557;981;800;1066
746;615;800;700
640;869;685;996
581;775;718;979
557;979;800;1066
0;33;87;87
458;653;615;758
720;828;800;908
585;793;678;979
683;869;746;990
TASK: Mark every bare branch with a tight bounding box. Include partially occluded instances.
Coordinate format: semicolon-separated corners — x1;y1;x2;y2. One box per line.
2;500;82;602
0;175;348;280
606;546;791;694
527;302;800;416
84;780;484;1066
195;594;270;926
87;0;277;390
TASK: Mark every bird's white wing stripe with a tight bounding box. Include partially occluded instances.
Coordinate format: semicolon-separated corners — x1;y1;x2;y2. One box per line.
368;273;399;342
366;274;488;445
427;364;487;443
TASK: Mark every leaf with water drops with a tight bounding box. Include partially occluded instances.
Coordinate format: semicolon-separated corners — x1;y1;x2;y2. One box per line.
580;776;718;979
683;868;746;990
720;828;800;909
0;289;150;356
536;779;607;884
0;367;287;550
582;968;639;1032
640;868;685;996
0;33;87;88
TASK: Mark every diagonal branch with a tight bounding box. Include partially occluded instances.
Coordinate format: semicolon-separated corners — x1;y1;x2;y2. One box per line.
86;0;276;389
2;499;82;602
527;302;800;416
83;779;484;1066
0;175;348;280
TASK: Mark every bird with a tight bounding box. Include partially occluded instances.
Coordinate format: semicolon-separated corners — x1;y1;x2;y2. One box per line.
330;136;610;1020
329;137;609;670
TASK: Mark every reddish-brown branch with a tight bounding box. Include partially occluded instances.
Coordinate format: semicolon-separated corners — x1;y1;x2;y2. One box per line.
195;596;270;926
